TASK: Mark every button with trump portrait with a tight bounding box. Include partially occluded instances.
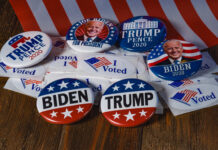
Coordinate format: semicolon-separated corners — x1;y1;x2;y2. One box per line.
147;40;202;81
66;18;119;53
100;79;158;127
37;78;94;124
0;31;52;68
119;16;166;52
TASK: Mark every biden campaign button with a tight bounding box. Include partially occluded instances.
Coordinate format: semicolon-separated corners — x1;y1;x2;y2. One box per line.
119;16;166;52
147;39;202;81
0;31;52;68
100;79;158;127
66;18;118;53
37;78;94;124
168;84;218;110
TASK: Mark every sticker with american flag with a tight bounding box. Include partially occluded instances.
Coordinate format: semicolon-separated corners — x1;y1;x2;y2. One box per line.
37;78;94;124
147;40;202;81
84;57;112;71
168;79;194;88
0;62;12;73
101;78;158;127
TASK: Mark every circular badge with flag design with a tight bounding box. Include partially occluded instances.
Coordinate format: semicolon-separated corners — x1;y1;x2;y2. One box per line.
0;31;52;68
66;18;119;53
100;78;158;127
119;16;166;52
147;39;202;81
37;78;94;124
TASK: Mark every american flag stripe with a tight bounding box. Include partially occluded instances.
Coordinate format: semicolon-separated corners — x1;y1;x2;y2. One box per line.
181;89;197;102
181;79;194;86
97;57;112;65
9;0;218;49
142;0;184;40
175;0;217;47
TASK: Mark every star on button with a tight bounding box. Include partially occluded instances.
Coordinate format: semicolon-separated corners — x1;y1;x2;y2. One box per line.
50;111;58;118
138;82;145;89
123;81;134;90
47;86;54;92
76;106;84;113
139;110;147;117
73;81;80;87
61;108;73;119
113;112;120;119
58;81;68;89
112;85;119;91
124;111;136;121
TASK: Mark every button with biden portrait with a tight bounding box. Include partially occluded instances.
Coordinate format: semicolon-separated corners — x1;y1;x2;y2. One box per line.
37;78;94;124
147;39;202;81
66;18;119;53
119;16;166;52
100;78;158;127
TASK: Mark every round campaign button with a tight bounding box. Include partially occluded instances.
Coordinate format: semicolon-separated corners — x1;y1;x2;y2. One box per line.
66;18;119;53
37;78;94;124
147;39;202;81
100;78;158;127
0;31;52;68
119;16;166;52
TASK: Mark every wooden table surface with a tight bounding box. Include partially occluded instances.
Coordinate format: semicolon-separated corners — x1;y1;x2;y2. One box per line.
0;1;217;150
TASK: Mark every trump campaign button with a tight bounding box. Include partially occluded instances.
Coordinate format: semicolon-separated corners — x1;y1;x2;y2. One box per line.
66;18;119;53
147;39;202;81
100;79;158;127
119;16;166;52
0;31;52;68
37;78;94;124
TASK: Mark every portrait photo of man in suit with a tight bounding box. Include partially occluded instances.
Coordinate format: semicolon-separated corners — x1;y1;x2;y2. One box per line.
156;39;195;66
76;20;104;42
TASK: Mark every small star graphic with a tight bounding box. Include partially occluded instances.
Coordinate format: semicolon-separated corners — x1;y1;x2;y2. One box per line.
77;106;84;113
124;111;136;121
138;82;145;89
47;86;54;92
58;81;68;89
139;110;147;117
123;81;134;90
112;85;119;91
50;111;58;118
113;112;120;119
73;81;80;87
61;108;73;119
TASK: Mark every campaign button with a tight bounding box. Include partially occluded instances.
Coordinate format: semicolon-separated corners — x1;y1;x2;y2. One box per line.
100;78;158;127
66;18;119;53
0;31;52;68
168;84;218;110
119;16;166;52
147;39;202;81
37;78;94;124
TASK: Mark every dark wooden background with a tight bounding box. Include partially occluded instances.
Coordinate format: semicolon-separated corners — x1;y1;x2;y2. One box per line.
0;1;217;150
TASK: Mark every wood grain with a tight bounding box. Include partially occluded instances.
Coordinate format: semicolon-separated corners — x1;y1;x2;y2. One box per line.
0;0;217;150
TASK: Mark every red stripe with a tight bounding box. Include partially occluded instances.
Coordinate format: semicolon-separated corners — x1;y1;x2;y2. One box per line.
148;56;168;67
76;0;101;19
182;43;195;47
42;0;72;36
175;0;218;47
206;0;218;20
141;0;184;40
9;0;40;31
183;49;200;53
109;0;133;23
183;55;202;60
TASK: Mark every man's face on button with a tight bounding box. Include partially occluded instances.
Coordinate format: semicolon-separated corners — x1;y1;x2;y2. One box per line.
163;40;183;60
85;21;103;37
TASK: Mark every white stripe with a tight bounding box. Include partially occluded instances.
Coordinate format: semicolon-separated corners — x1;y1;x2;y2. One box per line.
94;0;119;23
180;40;191;44
147;54;168;64
183;46;198;50
182;52;201;57
26;0;59;36
60;0;84;24
191;0;218;37
159;0;207;49
126;0;148;16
